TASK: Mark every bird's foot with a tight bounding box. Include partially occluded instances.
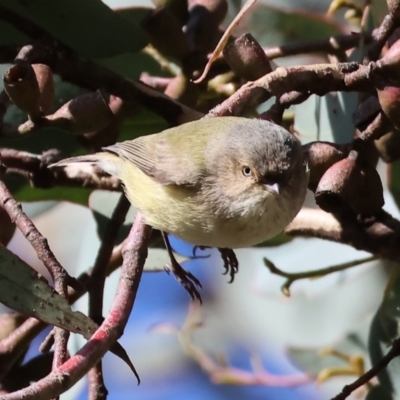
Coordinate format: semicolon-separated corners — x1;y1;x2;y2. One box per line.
162;232;203;302
164;259;203;302
217;248;239;283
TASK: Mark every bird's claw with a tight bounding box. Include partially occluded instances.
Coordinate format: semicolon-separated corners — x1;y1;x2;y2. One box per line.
164;262;203;303
217;248;239;283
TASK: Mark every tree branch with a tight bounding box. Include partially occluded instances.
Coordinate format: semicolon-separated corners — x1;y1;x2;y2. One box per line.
0;212;152;400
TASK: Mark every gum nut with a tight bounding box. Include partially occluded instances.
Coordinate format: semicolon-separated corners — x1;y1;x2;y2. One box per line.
302;141;348;192
315;154;384;215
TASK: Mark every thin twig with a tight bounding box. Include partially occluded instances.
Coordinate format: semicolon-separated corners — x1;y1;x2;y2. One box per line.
0;179;76;290
331;338;400;400
263;255;377;296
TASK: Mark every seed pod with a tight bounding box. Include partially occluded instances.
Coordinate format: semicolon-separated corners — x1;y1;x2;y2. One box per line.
223;33;272;81
3;63;54;120
46;90;114;135
375;129;400;162
302;141;348;192
376;83;400;130
315;151;384;215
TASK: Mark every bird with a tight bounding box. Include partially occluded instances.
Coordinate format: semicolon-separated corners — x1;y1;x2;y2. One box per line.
51;116;308;301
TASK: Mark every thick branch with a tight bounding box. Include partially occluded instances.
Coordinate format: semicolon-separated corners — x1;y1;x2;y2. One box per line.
285;208;400;264
207;62;367;117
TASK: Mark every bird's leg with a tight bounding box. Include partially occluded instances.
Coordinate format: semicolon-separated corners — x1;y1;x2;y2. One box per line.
218;248;239;283
193;246;239;283
192;245;208;259
162;232;202;302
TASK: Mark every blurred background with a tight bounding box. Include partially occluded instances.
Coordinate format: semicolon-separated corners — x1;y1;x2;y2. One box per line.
2;0;395;399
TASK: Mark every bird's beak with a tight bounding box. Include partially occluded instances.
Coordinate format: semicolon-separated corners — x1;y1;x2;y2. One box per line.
263;182;280;195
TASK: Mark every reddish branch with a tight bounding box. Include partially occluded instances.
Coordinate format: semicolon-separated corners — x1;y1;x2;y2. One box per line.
0;213;152;400
0;148;121;191
88;195;130;400
0;179;76;290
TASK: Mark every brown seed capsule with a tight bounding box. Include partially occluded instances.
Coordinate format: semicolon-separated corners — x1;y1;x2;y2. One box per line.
375;129;400;162
32;64;54;114
302;141;349;192
376;83;400;130
223;33;272;81
315;151;384;215
46;90;114;135
3;63;53;121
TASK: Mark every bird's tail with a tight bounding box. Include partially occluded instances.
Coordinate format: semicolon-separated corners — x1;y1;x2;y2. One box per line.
49;154;104;168
49;152;122;178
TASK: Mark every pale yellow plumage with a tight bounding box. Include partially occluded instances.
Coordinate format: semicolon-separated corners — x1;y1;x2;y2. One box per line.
52;117;307;249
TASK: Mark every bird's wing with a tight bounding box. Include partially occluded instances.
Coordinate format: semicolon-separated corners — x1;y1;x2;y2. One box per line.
103;133;206;186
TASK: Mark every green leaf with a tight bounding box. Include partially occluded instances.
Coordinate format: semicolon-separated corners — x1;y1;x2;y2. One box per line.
294;92;358;144
236;5;343;48
388;161;400;210
96;52;166;80
0;0;149;58
365;385;393;400
0;19;29;46
118;109;169;142
0;245;97;339
368;269;400;397
253;232;292;247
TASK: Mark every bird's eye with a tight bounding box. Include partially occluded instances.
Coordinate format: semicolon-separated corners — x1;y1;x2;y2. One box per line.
242;166;252;177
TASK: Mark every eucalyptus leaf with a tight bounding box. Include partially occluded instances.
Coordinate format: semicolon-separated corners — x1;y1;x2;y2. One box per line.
0;245;97;339
294;92;358;144
368;270;400;398
235;4;342;48
0;0;148;58
388;161;400;210
365;384;393;400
